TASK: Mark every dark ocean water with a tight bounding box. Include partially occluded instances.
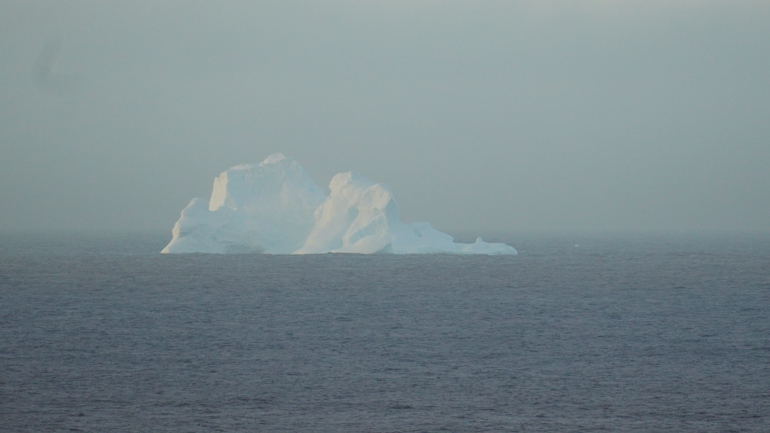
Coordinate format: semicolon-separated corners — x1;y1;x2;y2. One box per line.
1;232;769;432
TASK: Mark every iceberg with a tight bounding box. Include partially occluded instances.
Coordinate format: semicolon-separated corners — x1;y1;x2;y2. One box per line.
162;154;517;255
161;154;325;254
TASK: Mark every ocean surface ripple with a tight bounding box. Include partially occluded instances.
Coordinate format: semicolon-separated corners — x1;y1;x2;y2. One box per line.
1;233;768;432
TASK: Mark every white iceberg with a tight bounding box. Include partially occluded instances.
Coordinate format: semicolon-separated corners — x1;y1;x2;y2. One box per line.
162;154;516;255
161;154;325;254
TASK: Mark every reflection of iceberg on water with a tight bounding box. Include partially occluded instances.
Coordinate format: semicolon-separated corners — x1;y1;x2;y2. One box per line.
161;154;517;255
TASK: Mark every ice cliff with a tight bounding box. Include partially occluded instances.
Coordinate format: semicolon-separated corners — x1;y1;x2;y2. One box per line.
161;154;516;255
161;154;325;254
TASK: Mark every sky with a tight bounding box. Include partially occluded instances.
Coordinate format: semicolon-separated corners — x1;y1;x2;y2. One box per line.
1;0;768;234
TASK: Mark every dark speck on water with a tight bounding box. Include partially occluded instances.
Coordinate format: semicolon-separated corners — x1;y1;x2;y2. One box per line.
1;232;769;432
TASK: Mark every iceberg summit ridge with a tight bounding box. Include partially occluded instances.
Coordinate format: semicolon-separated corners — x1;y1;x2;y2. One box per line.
161;154;517;255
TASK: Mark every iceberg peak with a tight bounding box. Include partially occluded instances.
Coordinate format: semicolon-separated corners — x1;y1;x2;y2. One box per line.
259;152;290;166
162;154;517;255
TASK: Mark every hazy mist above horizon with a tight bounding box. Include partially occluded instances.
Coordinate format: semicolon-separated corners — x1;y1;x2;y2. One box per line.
1;1;768;234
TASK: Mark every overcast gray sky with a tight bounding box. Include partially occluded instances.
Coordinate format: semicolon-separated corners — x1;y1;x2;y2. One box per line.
1;1;768;234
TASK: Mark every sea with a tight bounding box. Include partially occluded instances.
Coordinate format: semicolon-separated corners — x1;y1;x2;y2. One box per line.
1;232;768;432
